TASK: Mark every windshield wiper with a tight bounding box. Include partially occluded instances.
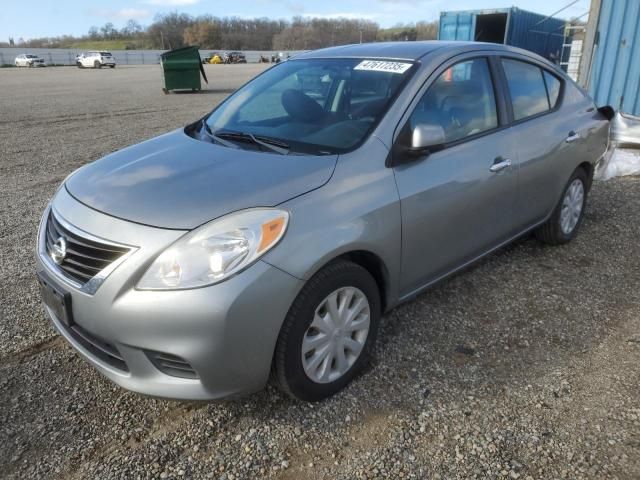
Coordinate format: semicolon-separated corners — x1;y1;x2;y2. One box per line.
214;129;290;155
201;120;238;149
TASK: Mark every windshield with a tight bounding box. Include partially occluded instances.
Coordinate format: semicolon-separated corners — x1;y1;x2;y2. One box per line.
205;58;415;154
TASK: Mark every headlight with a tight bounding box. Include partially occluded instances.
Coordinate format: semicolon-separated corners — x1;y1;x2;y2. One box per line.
137;209;289;290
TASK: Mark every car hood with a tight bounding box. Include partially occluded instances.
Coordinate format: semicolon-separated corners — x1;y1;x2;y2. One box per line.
65;129;338;229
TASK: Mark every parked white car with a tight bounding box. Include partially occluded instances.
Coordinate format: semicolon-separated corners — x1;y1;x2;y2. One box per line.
15;54;45;67
76;51;116;69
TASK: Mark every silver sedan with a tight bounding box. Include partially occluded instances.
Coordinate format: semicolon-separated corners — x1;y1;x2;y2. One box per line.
36;41;610;401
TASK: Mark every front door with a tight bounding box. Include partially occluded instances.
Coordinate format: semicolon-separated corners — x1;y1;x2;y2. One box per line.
392;56;519;296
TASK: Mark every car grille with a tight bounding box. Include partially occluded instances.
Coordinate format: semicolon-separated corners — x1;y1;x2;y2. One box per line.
65;322;129;372
45;211;129;285
146;351;199;379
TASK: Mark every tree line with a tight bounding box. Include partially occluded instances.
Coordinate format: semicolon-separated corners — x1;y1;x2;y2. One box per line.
3;13;439;50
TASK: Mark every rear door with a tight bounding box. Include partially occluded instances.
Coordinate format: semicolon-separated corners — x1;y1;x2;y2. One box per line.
497;56;588;229
391;54;519;296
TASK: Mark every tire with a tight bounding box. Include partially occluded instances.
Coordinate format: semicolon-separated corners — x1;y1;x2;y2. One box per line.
76;62;82;68
94;61;101;69
110;65;115;68
535;167;589;245
273;260;381;401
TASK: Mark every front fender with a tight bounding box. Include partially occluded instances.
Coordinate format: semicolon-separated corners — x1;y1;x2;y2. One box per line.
262;138;402;308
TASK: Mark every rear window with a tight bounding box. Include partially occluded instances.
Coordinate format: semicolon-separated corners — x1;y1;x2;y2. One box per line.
502;59;549;120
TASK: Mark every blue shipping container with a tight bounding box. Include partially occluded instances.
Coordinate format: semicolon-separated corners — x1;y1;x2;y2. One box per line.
439;7;566;62
587;0;640;116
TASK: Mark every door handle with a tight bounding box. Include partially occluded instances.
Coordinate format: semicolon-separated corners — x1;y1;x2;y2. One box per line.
490;157;512;173
566;131;581;143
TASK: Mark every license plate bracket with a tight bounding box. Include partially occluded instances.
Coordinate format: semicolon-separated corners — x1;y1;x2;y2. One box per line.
37;271;73;328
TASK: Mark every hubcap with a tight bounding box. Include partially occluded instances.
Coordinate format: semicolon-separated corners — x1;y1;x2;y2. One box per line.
560;179;585;235
301;287;370;384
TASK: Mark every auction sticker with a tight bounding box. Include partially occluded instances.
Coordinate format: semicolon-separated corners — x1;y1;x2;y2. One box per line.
354;60;413;74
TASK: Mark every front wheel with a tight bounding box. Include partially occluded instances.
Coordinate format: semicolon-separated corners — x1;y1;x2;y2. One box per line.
94;61;101;69
109;65;115;68
273;260;381;401
535;167;589;245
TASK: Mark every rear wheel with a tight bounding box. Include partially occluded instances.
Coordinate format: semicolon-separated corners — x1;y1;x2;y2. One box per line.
273;260;381;401
535;167;588;245
109;65;115;68
94;60;101;69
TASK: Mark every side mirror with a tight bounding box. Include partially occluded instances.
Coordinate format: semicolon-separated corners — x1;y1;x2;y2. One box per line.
411;124;446;151
387;123;447;167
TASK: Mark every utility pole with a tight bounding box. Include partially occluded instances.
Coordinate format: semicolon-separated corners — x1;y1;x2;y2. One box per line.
160;31;165;50
360;30;363;43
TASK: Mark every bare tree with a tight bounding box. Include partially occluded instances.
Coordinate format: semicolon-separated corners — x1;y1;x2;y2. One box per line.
183;20;221;48
7;14;439;51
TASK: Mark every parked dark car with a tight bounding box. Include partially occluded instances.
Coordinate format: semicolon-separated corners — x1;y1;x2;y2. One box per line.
223;51;247;64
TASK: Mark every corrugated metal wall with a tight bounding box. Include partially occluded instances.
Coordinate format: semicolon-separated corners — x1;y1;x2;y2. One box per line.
439;11;476;41
506;8;565;61
588;0;640;115
438;8;566;61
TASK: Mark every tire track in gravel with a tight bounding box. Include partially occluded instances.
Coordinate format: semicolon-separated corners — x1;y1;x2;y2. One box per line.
277;409;393;480
0;335;63;366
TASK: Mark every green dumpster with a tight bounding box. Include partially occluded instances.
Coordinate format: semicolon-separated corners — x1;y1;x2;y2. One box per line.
160;46;208;93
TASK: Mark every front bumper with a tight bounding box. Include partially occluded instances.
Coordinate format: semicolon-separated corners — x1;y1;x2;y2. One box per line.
36;188;303;400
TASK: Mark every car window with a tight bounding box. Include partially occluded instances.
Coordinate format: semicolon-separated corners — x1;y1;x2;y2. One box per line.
409;58;498;144
543;71;561;108
502;59;550;120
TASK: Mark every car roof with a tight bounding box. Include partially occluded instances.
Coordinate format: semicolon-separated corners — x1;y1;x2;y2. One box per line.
293;41;527;61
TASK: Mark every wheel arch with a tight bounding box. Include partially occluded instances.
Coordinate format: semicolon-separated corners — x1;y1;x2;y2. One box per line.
300;249;393;314
577;161;594;191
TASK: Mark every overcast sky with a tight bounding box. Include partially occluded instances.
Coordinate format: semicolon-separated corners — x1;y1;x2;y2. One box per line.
1;0;591;40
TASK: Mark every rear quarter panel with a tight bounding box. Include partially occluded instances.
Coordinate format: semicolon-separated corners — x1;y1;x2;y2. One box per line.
560;80;610;185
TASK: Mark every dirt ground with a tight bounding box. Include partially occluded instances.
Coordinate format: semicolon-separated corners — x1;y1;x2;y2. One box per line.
0;64;639;479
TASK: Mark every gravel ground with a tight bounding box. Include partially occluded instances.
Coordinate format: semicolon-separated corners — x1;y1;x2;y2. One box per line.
1;65;639;480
